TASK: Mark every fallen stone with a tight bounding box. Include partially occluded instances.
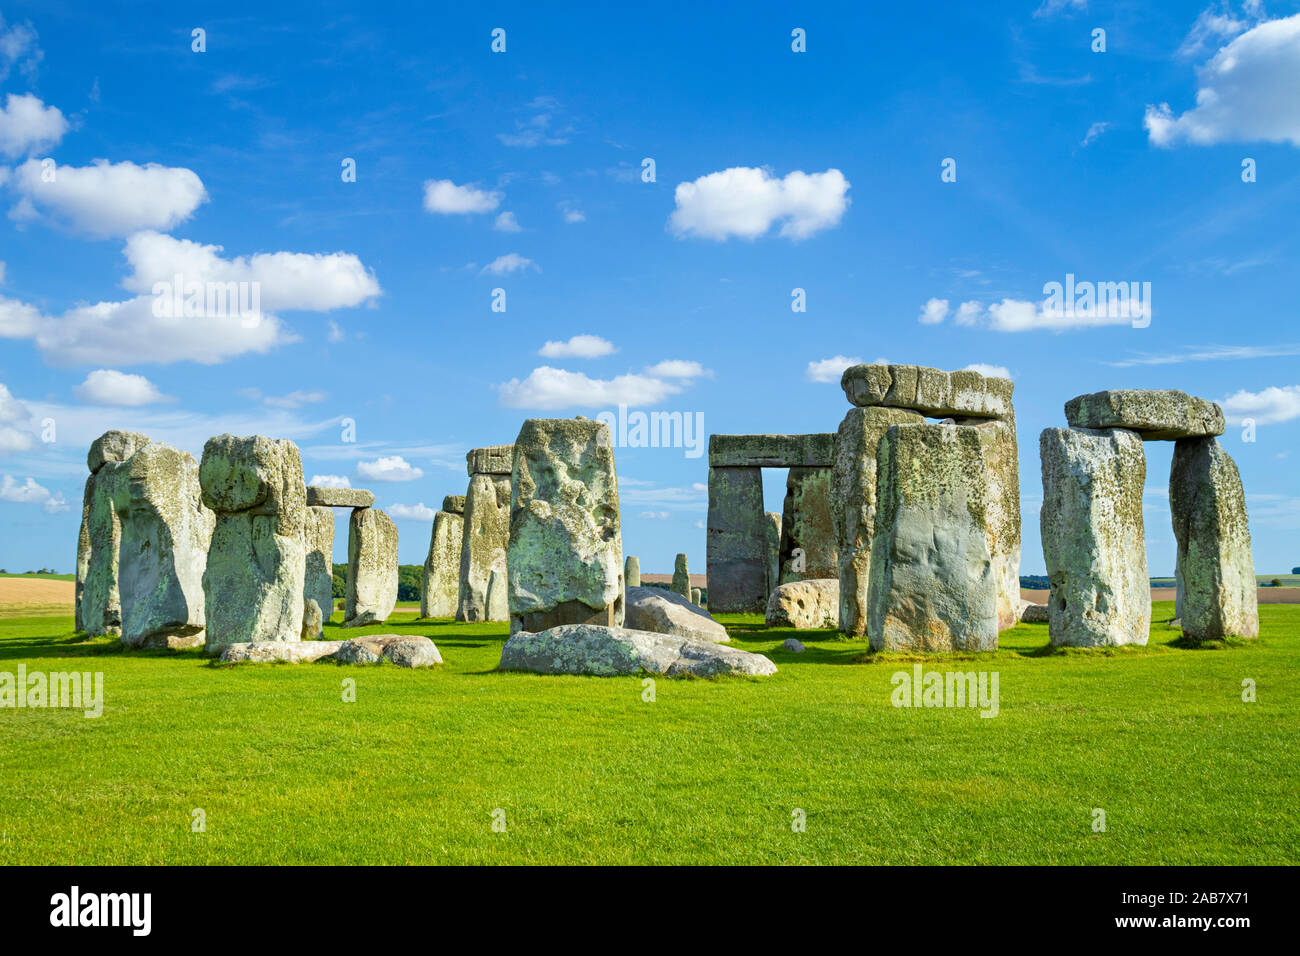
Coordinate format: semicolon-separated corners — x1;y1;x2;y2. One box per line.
766;578;840;629
783;638;806;653
1039;426;1150;647
671;553;691;598
420;507;464;618
1064;389;1225;441
336;634;443;667
1019;601;1049;623
305;486;375;508
625;585;730;643
302;505;335;636
499;624;776;678
344;507;398;626
220;640;344;663
708;433;835;468
841;364;1014;420
624;555;641;588
466;444;515;476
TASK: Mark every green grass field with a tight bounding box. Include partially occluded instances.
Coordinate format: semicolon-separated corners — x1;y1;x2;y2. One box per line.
1;604;1296;865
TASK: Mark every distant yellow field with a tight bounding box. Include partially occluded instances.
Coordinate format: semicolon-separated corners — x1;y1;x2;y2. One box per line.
0;577;75;605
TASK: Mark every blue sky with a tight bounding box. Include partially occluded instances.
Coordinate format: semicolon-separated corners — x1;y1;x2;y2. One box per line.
1;0;1297;576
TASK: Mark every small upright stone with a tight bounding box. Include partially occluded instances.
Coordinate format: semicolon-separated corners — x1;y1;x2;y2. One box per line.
420;505;464;618
344;507;398;627
691;587;703;605
672;553;691;599
1064;389;1225;441
624;555;641;588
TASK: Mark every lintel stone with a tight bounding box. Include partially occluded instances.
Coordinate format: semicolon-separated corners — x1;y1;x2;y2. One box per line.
708;433;834;468
306;486;375;508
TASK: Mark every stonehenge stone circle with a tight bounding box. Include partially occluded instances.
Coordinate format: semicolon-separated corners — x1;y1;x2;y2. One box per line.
305;486;375;508
420;502;464;618
78;429;153;636
507;418;623;633
624;554;641;588
344;506;398;627
199;434;307;653
499;624;776;678
1170;437;1259;640
457;445;513;622
303;505;335;634
779;466;837;583
868;422;999;652
625;585;729;643
1065;389;1225;441
765;578;839;630
672;553;691;598
1039;426;1150;647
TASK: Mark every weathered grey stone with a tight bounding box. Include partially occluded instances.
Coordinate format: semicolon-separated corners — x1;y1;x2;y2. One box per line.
868;423;999;652
301;599;323;640
220;640;343;663
81;462;126;637
87;430;151;475
765;578;839;630
420;508;464;618
457;473;511;621
671;553;691;598
75;476;93;633
1064;389;1225;441
1169;437;1258;640
691;587;702;605
499;624;776;678
625;585;730;643
336;634;442;667
486;567;509;621
113;443;214;649
708;433;835;468
1040;427;1150;647
507;418;623;633
764;511;782;599
779;466;837;584
302;505;335;636
442;494;466;515
783;638;806;653
830;406;925;637
1019;601;1049;623
466;444;514;476
305;486;374;509
841;364;1014;420
954;414;1022;631
344;507;398;627
706;466;767;613
200;434;307;653
624;555;641;588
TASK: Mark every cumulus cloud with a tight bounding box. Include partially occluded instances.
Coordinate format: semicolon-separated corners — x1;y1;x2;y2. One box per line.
1033;0;1087;18
480;253;538;275
669;166;851;241
261;390;326;409
74;369;172;406
9;159;207;237
0;93;67;158
388;502;437;521
498;366;687;409
356;455;424;482
0;15;43;83
806;355;861;383
0;474;67;513
643;359;708;379
919;298;950;325
638;510;671;520
1145;13;1300;147
0;382;34;454
539;334;616;358
963;363;1012;379
308;474;351;488
493;211;521;232
422;179;502;214
1220;384;1300;424
1178;3;1255;58
0;294;41;339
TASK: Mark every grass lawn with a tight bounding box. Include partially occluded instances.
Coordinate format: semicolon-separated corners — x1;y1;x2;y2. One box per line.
1;603;1296;865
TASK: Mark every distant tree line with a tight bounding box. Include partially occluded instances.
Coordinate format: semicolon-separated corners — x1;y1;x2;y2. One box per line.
332;564;423;603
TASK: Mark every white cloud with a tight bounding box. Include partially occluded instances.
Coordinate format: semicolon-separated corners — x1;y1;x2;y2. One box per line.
539;334;616;358
422;179;502;214
480;253;538;275
0;382;34;454
74;369;172;406
498;366;686;409
0;15;43;83
1081;121;1110;146
1033;0;1086;18
0;93;67;158
497;100;571;147
638;510;671;520
308;474;351;488
1178;4;1253;58
262;390;326;409
669;166;851;241
1105;343;1300;367
963;363;1012;379
327;320;345;343
955;301;983;325
644;359;708;379
563;208;585;223
388;502;437;521
9;159;207;237
0;474;67;513
986;297;1140;331
1220;385;1300;424
356;455;424;482
806;355;861;383
919;298;950;325
493;211;521;232
1145;14;1300;147
0;294;41;339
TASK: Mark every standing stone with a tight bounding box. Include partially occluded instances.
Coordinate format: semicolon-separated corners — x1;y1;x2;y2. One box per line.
344;507;398;626
1039;427;1150;647
80;430;153;636
706;466;766;613
778;466;837;584
508;418;623;633
113;443;214;649
868;423;999;652
302;599;323;641
200;434;307;653
624;555;641;588
1169;437;1258;640
830;406;925;637
303;506;335;635
420;505;464;618
672;553;691;598
458;473;512;621
691;587;703;605
763;511;782;599
955;414;1022;631
75;479;93;633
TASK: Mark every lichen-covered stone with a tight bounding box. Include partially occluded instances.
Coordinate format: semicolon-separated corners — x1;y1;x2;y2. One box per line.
75;477;94;633
113;443;214;649
344;507;398;627
442;494;466;515
1169;437;1258;640
624;555;641;588
765;578;839;629
764;511;782;599
830;406;925;637
671;553;691;598
778;466;837;584
87;430;152;475
841;364;1014;420
1064;389;1225;441
708;433;835;468
507;418;623;633
305;486;374;508
1019;601;1049;623
420;508;464;618
955;414;1022;631
706;466;767;612
499;624;776;678
1039;426;1150;647
302;505;335;636
625;585;729;643
301;598;323;640
457;473;511;621
868;423;999;652
220;640;344;663
336;634;442;667
200;434;307;653
466;444;514;476
81;462;127;637
691;587;702;605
